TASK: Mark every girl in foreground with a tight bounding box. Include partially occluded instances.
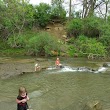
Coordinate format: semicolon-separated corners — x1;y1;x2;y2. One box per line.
16;87;29;110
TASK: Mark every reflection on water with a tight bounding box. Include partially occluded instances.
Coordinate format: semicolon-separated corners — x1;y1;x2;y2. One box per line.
0;58;110;110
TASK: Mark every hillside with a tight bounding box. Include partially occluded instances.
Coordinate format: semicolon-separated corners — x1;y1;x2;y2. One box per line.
45;22;67;42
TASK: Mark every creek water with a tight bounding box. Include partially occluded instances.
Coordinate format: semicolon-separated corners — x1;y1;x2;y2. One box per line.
0;57;110;110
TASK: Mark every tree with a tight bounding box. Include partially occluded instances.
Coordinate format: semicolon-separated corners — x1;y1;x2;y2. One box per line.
34;3;51;28
103;0;110;21
82;0;96;17
0;0;34;44
0;0;5;23
69;0;72;19
51;0;66;20
51;0;64;9
82;0;104;18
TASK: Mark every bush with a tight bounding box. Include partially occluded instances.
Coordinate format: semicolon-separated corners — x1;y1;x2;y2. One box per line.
7;31;36;48
68;35;107;57
99;23;110;36
66;18;83;37
68;45;77;57
99;35;110;55
99;35;110;46
82;16;101;37
26;32;61;56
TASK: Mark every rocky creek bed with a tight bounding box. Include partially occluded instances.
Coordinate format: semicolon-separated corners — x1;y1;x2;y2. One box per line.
0;57;51;79
0;57;110;79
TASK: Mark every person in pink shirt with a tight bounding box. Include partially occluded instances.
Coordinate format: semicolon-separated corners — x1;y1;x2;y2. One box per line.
55;58;62;68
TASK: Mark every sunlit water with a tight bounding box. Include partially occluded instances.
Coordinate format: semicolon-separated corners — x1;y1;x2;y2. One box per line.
0;57;110;110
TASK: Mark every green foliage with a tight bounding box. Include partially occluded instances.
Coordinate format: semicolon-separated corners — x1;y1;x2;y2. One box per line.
7;31;37;48
99;35;110;46
34;3;51;28
0;39;9;50
26;32;60;56
0;0;35;40
8;33;28;48
66;16;110;56
51;0;64;6
107;16;110;25
68;35;107;57
66;17;105;38
71;11;82;18
51;0;66;21
0;48;25;56
99;35;110;55
1;0;110;58
7;31;61;56
82;17;102;37
68;45;77;57
99;22;110;36
67;37;75;44
23;4;35;28
0;37;26;56
66;18;83;37
51;7;66;21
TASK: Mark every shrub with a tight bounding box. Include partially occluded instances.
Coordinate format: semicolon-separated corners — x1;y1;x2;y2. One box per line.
99;35;110;55
68;35;107;57
82;16;101;37
7;31;35;48
68;45;77;57
99;23;110;36
26;32;61;56
99;35;110;46
66;18;83;37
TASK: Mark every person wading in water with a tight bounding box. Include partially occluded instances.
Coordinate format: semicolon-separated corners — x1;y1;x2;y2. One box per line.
16;86;29;110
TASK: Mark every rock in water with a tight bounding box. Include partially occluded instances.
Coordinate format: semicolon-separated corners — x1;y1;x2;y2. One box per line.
84;100;102;110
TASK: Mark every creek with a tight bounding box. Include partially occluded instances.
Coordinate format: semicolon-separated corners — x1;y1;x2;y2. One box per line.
0;57;110;110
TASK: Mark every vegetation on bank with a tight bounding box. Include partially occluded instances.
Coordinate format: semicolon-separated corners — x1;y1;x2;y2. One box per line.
0;0;110;58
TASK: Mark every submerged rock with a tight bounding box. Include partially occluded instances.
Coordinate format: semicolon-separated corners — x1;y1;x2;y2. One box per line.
103;63;110;67
84;100;102;110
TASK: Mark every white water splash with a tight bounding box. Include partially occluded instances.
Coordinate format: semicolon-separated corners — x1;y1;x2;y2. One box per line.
94;67;107;73
47;66;108;74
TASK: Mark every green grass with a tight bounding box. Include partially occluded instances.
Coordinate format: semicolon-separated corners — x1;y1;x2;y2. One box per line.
0;38;26;57
0;48;26;56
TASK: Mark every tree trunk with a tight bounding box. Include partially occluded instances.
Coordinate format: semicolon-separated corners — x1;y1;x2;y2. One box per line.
82;0;97;18
104;0;109;22
69;0;72;19
88;0;96;16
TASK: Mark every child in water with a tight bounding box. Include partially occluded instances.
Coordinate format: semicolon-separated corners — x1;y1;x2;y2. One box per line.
16;86;29;110
55;57;62;68
35;63;40;71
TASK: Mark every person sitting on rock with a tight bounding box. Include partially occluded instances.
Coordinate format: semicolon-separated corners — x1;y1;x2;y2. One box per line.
55;58;62;68
35;63;40;71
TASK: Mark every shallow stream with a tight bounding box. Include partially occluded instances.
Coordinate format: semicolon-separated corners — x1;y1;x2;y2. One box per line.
0;57;110;110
